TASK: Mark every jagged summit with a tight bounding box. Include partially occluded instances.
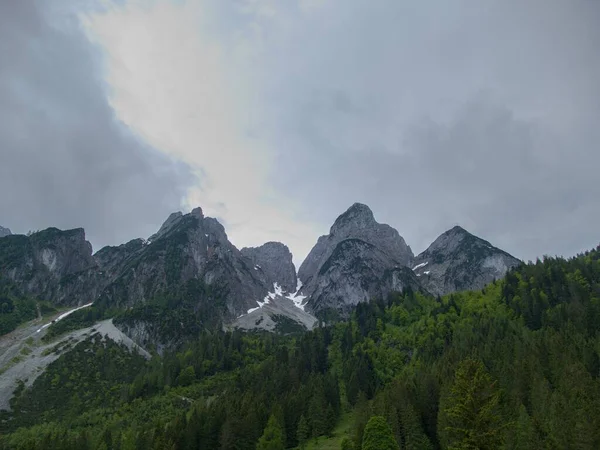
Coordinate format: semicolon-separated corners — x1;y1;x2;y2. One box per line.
148;207;206;242
298;203;413;286
148;212;183;241
330;203;376;233
0;226;101;306
423;224;474;255
412;226;520;296
298;202;416;317
190;206;204;219
0;226;11;238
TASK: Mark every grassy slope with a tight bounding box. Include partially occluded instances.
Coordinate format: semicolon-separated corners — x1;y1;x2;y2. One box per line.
299;412;354;450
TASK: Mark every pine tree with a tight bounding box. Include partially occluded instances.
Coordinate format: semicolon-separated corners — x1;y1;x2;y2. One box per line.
325;403;337;436
296;415;310;449
399;401;433;450
352;392;371;450
361;416;400;450
438;358;505;450
504;404;538;450
256;414;285;450
309;392;327;437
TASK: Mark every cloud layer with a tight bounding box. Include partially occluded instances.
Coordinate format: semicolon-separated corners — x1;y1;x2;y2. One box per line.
0;1;193;250
3;0;599;265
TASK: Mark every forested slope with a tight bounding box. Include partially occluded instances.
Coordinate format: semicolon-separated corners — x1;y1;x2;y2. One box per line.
1;246;599;449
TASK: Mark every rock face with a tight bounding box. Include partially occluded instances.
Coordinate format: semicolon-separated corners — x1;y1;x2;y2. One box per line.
299;203;416;317
297;204;520;318
299;203;413;286
94;238;146;281
0;208;316;343
241;242;297;293
0;226;11;238
0;228;103;306
412;226;521;296
98;207;268;319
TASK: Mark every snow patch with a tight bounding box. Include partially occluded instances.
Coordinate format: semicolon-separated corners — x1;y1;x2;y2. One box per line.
412;261;428;271
246;282;283;314
244;280;308;315
286;279;307;311
424;270;430;275
36;302;93;333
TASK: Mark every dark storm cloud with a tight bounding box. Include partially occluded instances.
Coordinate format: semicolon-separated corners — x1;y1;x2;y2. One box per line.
0;1;192;251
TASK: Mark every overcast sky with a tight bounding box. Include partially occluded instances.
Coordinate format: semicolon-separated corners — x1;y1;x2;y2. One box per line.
1;0;599;266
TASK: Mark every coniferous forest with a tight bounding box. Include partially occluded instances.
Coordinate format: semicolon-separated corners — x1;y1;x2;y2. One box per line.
1;246;600;449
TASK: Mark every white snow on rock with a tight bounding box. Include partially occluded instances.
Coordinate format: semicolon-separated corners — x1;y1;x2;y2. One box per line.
412;261;429;271
246;282;283;314
245;281;308;315
286;279;307;311
424;270;430;275
36;303;93;333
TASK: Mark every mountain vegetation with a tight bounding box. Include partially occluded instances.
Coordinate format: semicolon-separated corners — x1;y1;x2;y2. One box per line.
1;244;599;449
0;277;56;336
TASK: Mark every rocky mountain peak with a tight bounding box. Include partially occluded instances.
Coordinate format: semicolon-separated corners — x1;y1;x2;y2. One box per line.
298;203;416;317
0;227;101;306
0;226;11;238
330;203;376;234
148;212;184;241
241;242;297;293
425;225;471;254
412;226;520;296
299;203;413;286
190;207;204;219
148;207;210;243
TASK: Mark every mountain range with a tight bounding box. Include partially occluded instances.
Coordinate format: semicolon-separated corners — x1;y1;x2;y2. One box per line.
0;203;520;344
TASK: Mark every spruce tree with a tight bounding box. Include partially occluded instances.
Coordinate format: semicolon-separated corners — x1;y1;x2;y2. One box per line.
438;358;505;450
309;393;327;437
399;401;433;450
361;416;400;450
256;415;285;450
296;415;310;449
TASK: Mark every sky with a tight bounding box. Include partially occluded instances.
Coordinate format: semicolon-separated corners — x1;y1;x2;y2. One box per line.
1;0;599;267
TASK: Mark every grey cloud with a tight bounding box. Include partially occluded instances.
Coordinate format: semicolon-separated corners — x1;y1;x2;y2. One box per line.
0;1;193;251
257;0;600;261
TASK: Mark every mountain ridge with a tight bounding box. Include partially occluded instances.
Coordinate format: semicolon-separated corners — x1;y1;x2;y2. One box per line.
0;203;521;338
